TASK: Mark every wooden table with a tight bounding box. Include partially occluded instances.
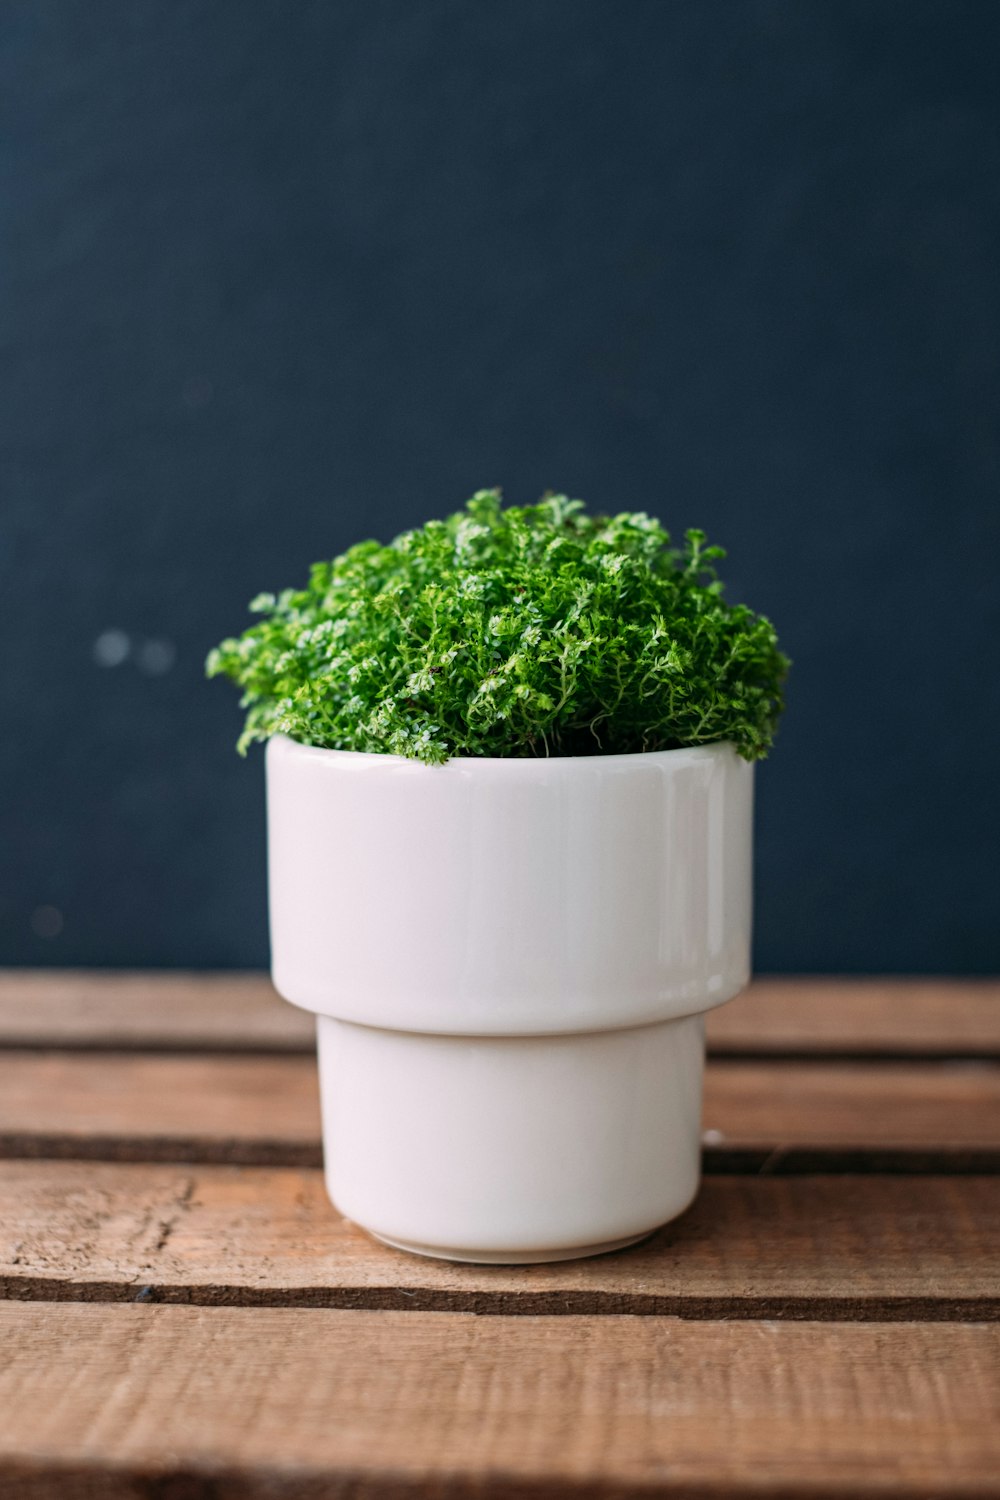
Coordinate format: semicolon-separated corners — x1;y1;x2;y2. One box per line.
1;973;998;1498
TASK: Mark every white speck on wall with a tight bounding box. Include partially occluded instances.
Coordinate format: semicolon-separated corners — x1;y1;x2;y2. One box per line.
137;638;177;675
93;629;131;667
31;905;64;939
702;1128;725;1145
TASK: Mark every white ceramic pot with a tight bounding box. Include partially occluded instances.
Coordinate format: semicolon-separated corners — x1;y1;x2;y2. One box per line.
267;734;753;1263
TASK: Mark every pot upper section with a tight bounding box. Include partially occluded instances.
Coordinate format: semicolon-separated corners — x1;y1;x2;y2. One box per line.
266;736;753;1034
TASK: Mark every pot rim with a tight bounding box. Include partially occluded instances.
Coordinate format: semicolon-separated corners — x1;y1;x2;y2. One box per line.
269;732;738;772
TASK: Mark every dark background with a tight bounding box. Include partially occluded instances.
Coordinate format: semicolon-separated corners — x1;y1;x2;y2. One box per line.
2;0;998;973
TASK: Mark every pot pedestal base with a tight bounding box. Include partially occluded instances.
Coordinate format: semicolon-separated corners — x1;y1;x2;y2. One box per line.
367;1226;659;1265
318;1013;706;1264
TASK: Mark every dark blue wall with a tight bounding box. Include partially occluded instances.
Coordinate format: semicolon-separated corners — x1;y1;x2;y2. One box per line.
2;0;998;972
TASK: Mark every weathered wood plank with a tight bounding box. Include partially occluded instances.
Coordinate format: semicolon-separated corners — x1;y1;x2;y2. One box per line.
710;976;1000;1056
1;971;997;1056
1;1305;998;1499
0;1052;321;1165
703;1058;1000;1164
2;1052;1000;1169
0;1161;997;1319
0;971;316;1051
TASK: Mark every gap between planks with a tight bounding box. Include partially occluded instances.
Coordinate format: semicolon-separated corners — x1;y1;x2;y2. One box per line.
0;1161;998;1322
1;971;999;1058
1;1304;999;1499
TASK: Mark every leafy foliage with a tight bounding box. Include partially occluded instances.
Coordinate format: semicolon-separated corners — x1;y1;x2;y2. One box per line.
207;490;788;764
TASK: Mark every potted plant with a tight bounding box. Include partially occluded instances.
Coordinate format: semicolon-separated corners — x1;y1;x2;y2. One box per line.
208;490;788;1263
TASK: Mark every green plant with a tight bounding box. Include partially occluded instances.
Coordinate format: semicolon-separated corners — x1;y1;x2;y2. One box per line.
207;489;788;764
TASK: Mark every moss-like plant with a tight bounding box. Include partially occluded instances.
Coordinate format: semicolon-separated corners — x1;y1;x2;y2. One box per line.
207;489;788;765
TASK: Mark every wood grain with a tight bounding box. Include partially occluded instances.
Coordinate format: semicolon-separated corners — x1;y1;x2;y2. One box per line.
0;1052;321;1165
0;1160;997;1319
710;976;1000;1056
1;971;997;1056
2;1050;999;1169
1;1304;999;1499
0;970;316;1051
702;1058;1000;1170
1;976;995;1500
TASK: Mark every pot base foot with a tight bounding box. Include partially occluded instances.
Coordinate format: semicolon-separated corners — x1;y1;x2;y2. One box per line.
366;1226;659;1265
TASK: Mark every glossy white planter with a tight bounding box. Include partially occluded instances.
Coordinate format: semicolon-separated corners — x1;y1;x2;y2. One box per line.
267;734;753;1263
